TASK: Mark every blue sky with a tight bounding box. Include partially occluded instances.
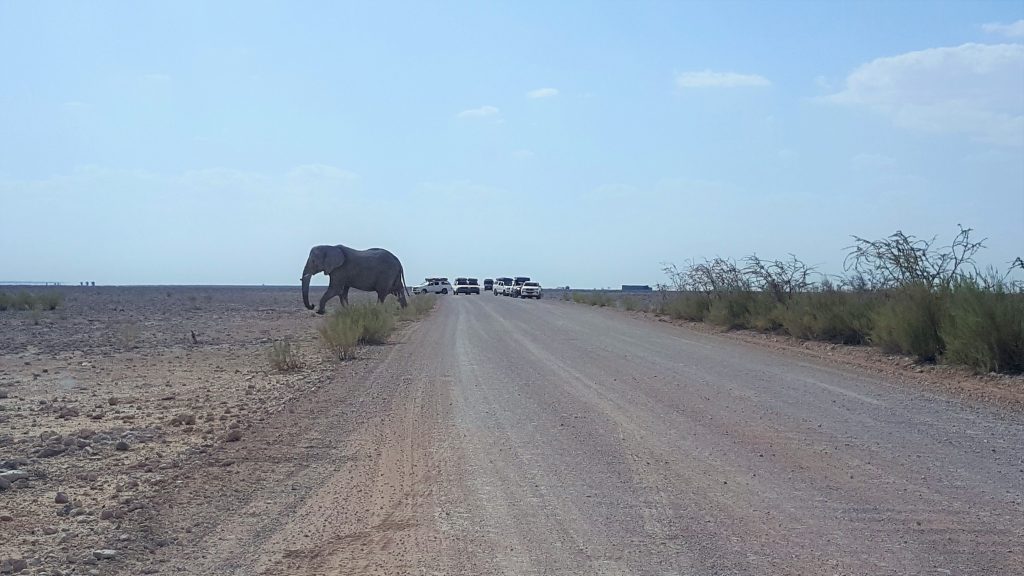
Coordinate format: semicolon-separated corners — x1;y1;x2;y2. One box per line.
1;1;1022;287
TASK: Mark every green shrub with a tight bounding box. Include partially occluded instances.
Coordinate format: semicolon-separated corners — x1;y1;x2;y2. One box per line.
267;340;303;371
942;280;1024;373
706;293;754;329
351;304;396;344
37;292;64;311
658;294;710;321
318;312;362;360
870;283;944;361
0;292;9;311
622;297;648;312
12;291;37;311
778;291;876;344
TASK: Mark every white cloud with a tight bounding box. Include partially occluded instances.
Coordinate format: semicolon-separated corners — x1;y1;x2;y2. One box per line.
675;70;770;89
456;105;500;119
527;88;559;99
826;43;1024;146
982;20;1024;38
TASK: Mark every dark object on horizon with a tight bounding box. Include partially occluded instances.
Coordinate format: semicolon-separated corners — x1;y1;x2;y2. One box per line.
622;285;652;292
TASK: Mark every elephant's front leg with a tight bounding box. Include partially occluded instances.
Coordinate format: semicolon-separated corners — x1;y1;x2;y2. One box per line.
340;286;350;307
318;285;340;315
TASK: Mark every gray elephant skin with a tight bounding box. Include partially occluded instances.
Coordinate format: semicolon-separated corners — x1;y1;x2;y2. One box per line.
301;245;409;313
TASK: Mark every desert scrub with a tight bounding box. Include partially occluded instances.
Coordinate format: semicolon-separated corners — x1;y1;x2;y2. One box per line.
622;297;649;312
116;322;142;349
397;294;437;321
574;292;614;307
267;340;304;371
941;279;1024;373
349;304;396;344
777;291;875;345
319;311;362;360
658;294;710;322
36;292;64;310
870;283;946;361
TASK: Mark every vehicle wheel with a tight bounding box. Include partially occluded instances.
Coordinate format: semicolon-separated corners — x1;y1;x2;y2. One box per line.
441;288;448;294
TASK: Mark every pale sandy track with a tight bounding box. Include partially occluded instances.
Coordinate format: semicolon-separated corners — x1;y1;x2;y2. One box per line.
144;295;1024;575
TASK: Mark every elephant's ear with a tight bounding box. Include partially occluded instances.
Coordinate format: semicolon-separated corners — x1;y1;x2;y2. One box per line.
322;246;346;273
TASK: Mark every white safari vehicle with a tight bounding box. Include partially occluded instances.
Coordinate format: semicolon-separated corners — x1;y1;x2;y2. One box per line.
413;278;452;295
520;282;542;299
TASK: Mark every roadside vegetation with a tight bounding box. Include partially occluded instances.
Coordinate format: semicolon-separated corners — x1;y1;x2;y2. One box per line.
573;227;1024;374
318;294;437;360
0;290;64;311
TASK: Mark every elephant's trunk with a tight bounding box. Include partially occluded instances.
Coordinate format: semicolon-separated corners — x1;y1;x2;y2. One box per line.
301;258;317;310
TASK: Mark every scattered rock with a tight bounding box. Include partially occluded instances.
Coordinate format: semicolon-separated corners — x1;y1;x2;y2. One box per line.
42;526;58;535
0;477;9;490
55;492;69;504
99;509;114;520
92;549;117;560
0;471;29;483
108;397;119;406
36;446;65;458
222;430;242;443
0;514;12;521
114;440;130;451
58;407;79;419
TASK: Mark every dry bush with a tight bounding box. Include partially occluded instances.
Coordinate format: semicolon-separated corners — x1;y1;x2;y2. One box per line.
267;340;304;371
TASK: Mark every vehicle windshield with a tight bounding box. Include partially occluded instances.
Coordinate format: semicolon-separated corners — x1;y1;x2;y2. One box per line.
525;282;539;287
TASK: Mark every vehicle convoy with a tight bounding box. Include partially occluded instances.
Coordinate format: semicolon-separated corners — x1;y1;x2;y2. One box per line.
454;277;481;295
520;281;543;299
413;278;452;295
511;276;530;298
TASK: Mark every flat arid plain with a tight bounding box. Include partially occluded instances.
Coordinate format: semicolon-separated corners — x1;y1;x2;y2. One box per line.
1;287;1022;576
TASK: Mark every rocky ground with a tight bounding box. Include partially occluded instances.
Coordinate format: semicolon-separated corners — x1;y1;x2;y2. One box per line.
0;286;371;575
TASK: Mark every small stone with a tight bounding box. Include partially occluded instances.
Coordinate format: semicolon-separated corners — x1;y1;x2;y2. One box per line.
55;492;69;504
222;430;242;443
99;509;114;520
114;441;130;451
37;446;65;458
92;549;117;560
43;526;58;535
108;397;119;406
0;514;12;521
0;477;10;490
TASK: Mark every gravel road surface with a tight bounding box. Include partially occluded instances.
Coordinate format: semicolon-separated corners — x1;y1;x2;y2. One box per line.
153;295;1024;576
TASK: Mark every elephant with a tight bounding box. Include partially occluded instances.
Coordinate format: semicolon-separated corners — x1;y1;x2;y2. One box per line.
301;245;409;314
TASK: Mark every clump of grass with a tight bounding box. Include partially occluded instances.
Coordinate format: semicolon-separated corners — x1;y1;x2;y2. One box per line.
398;294;437;321
267;340;304;371
37;292;64;311
777;291;875;344
0;292;9;311
622;297;649;312
319;311;362;360
117;322;142;349
870;283;945;362
572;291;614;307
658;294;710;321
706;293;756;329
13;291;38;311
350;304;396;344
941;279;1024;373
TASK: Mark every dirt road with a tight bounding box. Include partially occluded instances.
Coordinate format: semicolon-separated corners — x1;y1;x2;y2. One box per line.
147;294;1023;576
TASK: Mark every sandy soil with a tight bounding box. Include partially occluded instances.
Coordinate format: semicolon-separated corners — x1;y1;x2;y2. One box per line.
2;287;1021;575
0;286;380;575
